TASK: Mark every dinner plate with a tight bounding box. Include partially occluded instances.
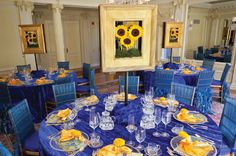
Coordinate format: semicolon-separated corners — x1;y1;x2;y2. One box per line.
49;131;89;152
94;144;141;156
46;109;71;124
173;110;208;124
170;136;217;156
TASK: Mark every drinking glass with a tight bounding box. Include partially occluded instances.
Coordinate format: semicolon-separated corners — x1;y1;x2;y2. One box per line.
146;143;160;155
119;85;124;94
89;108;99;135
84;100;90;112
167;94;176;112
135;127;146;151
126;114;136;146
149;87;154;99
161;110;172;137
152;107;162;137
90;88;95;95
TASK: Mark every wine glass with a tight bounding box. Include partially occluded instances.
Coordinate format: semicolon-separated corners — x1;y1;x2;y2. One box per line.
126;114;136;146
152;107;162;137
161;110;172;137
167;94;176;112
90;88;95;96
89;108;99;135
149;87;154;99
135;127;146;151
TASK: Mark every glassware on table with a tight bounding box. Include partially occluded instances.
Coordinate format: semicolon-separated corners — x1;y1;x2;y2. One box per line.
98;111;115;131
161;110;172;137
149;87;154;99
145;143;161;156
171;123;184;135
152;107;162;137
135;127;146;151
89;107;99;135
90;132;103;148
167;94;177;112
84;100;91;112
126;114;136;146
90;88;95;95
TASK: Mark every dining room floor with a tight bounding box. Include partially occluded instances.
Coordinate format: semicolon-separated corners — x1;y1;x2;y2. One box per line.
1;69;236;153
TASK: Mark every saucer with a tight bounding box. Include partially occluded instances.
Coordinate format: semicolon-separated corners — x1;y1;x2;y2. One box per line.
144;148;162;156
89;139;104;148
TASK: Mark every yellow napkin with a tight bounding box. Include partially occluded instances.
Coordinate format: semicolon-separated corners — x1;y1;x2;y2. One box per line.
182;69;192;75
116;93;137;101
57;108;71;121
178;131;213;156
195;67;203;71
85;95;99;103
35;77;50;85
165;68;170;70
177;108;202;124
59;129;85;142
58;73;67;78
8;79;23;86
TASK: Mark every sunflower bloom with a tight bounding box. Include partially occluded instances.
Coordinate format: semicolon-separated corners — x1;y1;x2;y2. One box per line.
128;24;143;40
120;36;134;48
115;25;128;38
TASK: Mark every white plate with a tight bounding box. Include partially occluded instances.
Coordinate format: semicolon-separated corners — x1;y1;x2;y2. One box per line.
173;110;208;124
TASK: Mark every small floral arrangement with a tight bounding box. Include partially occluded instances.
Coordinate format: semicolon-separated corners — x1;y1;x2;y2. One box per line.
115;22;143;58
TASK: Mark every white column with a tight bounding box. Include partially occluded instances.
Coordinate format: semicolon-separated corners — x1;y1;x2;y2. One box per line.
16;1;36;70
52;3;65;62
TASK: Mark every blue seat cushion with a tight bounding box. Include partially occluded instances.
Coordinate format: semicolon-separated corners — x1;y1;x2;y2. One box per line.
23;131;39;152
77;78;88;84
76;85;89;93
211;79;222;86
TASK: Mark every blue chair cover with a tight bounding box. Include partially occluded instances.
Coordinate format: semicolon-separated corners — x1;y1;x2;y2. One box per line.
57;61;69;70
16;64;31;73
194;70;214;113
119;76;140;94
52;82;76;107
220;63;231;83
154;69;174;97
0;143;12;156
76;68;96;95
82;63;90;80
172;56;181;63
8;99;39;152
171;83;195;106
198;46;203;54
54;76;72;85
219;96;236;154
202;58;215;70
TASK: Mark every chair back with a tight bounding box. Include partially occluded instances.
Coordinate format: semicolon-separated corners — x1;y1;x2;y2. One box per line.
119;76;139;94
219;97;236;150
0;82;11;109
89;68;95;90
220;63;231;83
171;83;195;105
83;63;90;79
57;61;69;70
172;56;181;63
196;70;215;90
154;69;174;95
16;64;31;72
202;58;215;70
52;82;76;106
198;46;203;54
54;76;71;85
8;99;34;144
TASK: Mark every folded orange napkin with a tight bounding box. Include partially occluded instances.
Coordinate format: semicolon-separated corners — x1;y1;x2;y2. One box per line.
8;79;23;86
59;129;85;142
182;69;192;74
57;108;71;121
177;108;202;123
116;93;137;101
35;77;50;85
58;73;67;78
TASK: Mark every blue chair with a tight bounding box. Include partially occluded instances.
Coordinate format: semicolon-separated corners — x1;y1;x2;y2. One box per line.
202;58;215;70
57;61;69;70
8;99;39;155
54;76;72;85
219;97;236;155
171;83;195;106
118;76;140;94
154;69;174;97
194;70;215;113
0;143;12;156
16;64;31;73
211;63;231;102
77;63;90;85
198;46;203;54
0;82;12;134
172;56;181;63
76;68;96;96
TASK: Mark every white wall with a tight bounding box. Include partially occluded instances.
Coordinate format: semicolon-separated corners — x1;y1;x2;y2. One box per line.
0;1;25;72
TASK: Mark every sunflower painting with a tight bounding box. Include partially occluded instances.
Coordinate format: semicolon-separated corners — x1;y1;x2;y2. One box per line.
115;22;143;58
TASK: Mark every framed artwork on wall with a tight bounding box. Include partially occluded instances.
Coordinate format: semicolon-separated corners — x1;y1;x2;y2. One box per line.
100;4;157;72
18;24;46;54
163;22;183;48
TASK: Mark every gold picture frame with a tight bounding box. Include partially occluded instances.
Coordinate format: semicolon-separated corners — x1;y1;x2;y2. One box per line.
99;4;157;72
163;22;183;48
18;24;46;54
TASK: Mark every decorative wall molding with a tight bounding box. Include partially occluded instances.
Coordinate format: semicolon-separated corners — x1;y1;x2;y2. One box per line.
15;0;34;12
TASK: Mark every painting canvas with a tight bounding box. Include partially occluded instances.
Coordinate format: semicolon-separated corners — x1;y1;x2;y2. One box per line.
19;24;46;54
100;4;157;72
163;22;183;48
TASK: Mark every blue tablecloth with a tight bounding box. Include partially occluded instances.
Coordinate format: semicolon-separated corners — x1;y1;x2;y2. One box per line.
9;71;77;123
39;94;223;156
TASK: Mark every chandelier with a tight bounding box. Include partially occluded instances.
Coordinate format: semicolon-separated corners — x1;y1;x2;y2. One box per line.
107;0;150;4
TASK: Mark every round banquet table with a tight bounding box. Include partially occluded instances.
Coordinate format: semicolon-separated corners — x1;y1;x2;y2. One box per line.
8;71;77;122
39;94;223;156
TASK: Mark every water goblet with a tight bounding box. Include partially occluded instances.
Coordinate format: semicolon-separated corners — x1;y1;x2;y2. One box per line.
135;127;146;151
161;110;172;137
126;114;136;146
152;107;162;137
90;133;103;148
89;107;99;135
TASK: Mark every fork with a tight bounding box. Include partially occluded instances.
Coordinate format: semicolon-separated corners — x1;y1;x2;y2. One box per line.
187;123;208;130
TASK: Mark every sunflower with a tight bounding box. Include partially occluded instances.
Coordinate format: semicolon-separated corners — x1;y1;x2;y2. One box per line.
128;24;143;40
120;36;134;49
115;25;128;38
